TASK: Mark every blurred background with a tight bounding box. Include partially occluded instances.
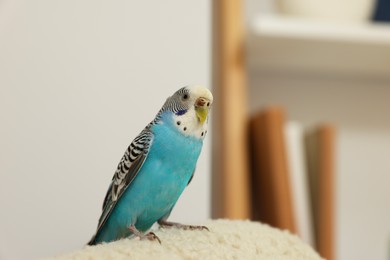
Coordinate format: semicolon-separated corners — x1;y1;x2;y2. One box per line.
1;0;390;259
243;1;390;260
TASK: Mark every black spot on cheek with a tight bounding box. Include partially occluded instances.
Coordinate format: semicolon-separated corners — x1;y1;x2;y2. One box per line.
201;132;204;136
177;121;181;125
183;127;187;131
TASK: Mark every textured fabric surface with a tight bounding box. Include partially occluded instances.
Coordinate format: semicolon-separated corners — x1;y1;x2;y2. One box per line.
49;219;323;260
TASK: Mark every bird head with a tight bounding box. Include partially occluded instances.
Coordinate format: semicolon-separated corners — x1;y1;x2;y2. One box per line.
159;85;213;139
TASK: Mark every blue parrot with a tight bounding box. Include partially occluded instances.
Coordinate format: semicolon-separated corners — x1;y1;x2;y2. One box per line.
88;86;213;245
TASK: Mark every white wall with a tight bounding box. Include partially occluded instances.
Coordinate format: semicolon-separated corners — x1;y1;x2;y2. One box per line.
0;1;211;259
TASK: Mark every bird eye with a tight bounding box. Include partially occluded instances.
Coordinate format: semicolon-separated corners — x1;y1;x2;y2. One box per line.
183;94;189;100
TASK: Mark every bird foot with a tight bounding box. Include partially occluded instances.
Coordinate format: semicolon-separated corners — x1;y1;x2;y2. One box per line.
158;220;209;231
142;231;161;244
129;225;161;244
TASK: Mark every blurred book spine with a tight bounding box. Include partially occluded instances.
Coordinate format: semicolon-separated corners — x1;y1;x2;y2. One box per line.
250;107;296;233
285;122;314;246
373;0;390;22
306;125;336;260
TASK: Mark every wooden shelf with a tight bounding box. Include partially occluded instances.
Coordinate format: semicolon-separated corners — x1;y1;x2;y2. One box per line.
212;0;251;219
247;15;390;78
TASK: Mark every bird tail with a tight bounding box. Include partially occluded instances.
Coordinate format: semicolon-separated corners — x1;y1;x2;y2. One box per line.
87;234;97;246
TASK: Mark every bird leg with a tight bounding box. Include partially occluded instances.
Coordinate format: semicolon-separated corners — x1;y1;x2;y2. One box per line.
158;219;209;231
128;225;161;244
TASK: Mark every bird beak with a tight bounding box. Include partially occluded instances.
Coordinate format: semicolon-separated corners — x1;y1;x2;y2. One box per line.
195;97;211;124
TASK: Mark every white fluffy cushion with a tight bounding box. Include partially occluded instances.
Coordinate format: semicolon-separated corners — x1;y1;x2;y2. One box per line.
50;219;323;259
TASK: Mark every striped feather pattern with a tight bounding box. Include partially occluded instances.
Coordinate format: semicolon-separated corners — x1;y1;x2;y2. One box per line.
89;86;207;245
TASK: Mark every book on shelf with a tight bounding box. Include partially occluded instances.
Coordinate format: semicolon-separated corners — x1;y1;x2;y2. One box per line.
285;121;314;246
306;125;335;260
250;106;335;259
250;107;296;233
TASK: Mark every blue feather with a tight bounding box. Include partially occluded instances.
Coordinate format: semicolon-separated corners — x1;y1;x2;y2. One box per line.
93;111;203;244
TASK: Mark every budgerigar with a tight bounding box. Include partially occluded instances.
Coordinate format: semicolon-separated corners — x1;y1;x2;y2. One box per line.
88;85;213;245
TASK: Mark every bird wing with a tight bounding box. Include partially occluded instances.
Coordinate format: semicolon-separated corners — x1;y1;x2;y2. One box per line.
88;128;154;245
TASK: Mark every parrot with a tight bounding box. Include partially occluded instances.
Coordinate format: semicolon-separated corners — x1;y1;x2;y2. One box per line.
87;85;213;245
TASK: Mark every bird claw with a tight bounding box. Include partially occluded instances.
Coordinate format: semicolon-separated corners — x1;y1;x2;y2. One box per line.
159;221;209;232
185;225;209;231
129;225;161;244
144;231;161;244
